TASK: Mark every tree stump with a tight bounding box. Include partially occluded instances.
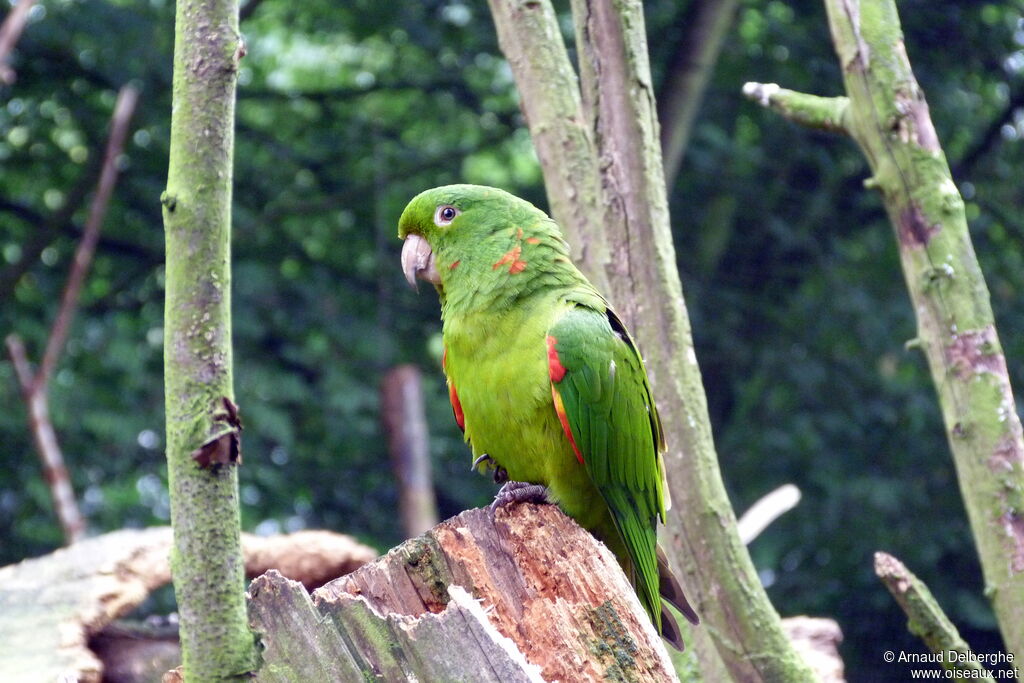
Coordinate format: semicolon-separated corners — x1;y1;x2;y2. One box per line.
248;504;679;682
0;527;376;682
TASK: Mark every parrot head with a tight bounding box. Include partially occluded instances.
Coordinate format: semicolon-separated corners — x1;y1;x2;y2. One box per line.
397;184;568;296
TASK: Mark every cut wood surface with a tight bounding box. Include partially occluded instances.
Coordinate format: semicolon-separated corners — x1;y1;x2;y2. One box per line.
249;504;679;682
0;527;375;683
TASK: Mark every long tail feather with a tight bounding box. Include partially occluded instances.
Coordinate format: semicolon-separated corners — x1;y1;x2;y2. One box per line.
660;604;686;651
657;545;700;626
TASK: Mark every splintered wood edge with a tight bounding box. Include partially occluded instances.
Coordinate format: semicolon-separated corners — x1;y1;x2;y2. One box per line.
307;504;678;682
249;569;546;682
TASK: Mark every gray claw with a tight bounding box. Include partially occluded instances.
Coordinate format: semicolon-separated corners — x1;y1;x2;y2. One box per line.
489;481;550;519
471;453;494;471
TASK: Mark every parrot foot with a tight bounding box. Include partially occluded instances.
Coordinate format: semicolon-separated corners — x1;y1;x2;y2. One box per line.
489;481;550;519
472;453;509;484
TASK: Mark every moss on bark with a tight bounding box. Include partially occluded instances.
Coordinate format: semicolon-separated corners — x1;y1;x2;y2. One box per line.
162;0;258;679
747;0;1024;663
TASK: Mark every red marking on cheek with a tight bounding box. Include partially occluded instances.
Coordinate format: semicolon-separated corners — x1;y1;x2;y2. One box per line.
526;237;540;245
449;260;460;270
547;335;566;382
552;385;584;464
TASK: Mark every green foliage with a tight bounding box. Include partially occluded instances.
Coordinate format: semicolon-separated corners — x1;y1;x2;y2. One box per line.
1;0;1023;679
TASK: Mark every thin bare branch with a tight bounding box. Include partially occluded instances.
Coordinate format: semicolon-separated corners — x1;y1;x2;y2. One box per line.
5;334;85;543
37;85;139;391
0;0;37;84
3;85;138;546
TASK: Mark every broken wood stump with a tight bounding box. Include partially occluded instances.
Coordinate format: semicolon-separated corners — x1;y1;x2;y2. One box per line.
0;527;376;682
248;504;679;682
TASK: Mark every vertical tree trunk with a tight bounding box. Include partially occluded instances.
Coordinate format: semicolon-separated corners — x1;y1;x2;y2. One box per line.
570;2;815;680
488;1;816;680
744;0;1024;664
161;0;257;678
484;0;609;289
821;0;1024;661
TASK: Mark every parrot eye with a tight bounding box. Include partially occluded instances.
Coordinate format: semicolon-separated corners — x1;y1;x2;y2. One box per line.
434;205;460;226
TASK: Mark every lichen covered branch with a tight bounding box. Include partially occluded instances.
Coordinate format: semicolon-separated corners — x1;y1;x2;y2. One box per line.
875;552;992;678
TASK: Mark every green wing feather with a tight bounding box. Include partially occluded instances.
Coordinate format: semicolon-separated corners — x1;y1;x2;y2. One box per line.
548;301;668;627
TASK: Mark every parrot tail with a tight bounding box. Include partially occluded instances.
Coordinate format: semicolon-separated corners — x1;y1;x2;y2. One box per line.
657;545;700;626
660;604;686;651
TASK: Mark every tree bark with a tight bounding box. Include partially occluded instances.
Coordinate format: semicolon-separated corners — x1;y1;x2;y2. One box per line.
745;0;1024;663
161;0;256;677
875;552;993;678
487;1;816;680
484;0;609;288
248;504;679;682
571;2;817;680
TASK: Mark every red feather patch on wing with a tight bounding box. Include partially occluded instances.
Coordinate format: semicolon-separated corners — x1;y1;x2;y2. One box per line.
449;381;465;432
547;335;583;464
552;386;584;464
546;335;566;382
443;348;465;432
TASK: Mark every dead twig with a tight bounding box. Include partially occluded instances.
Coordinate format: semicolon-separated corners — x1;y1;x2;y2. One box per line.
4;85;139;545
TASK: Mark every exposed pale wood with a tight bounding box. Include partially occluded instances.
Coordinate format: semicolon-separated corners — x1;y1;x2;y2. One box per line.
242;529;377;590
250;505;679;682
782;616;846;683
0;528;173;683
737;484;802;545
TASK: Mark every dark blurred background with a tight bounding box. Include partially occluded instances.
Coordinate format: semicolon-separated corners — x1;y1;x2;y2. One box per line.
1;1;1022;679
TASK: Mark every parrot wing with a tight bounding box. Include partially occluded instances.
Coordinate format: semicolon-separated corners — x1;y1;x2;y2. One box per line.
546;301;669;626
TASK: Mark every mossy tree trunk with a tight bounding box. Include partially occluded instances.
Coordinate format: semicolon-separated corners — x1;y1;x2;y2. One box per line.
745;0;1024;664
487;1;817;681
161;0;258;678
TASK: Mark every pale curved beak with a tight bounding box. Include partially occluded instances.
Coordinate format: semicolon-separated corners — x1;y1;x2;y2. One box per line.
401;234;441;290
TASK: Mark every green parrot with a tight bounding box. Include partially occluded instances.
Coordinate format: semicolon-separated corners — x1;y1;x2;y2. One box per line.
398;184;698;650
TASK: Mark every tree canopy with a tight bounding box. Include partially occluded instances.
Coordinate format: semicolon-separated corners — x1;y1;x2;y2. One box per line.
2;0;1023;678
